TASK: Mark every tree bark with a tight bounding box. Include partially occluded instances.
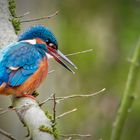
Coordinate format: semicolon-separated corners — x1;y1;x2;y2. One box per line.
0;0;54;140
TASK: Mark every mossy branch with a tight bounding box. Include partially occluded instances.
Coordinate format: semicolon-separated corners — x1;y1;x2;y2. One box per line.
111;38;140;140
8;0;21;34
12;97;55;140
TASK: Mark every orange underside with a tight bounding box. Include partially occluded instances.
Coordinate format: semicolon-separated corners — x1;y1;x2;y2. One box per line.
0;57;48;97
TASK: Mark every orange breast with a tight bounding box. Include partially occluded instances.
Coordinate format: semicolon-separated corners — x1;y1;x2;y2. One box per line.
0;57;48;96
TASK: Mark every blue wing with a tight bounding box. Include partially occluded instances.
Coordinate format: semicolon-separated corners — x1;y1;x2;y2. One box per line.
0;42;43;86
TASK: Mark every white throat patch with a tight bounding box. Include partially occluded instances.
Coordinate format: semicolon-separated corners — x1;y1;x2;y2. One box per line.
22;39;37;45
46;53;53;59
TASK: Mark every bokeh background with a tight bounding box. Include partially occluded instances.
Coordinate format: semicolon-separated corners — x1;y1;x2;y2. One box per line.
0;0;140;140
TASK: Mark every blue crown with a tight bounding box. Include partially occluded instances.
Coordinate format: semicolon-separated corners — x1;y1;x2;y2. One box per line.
18;25;58;46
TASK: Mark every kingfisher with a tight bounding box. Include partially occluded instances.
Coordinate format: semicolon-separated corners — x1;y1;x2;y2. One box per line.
0;25;77;98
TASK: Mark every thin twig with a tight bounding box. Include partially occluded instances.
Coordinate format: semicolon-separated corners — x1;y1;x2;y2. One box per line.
52;94;56;123
0;128;17;140
65;137;72;140
48;70;55;74
52;94;57;135
0;107;15;116
0;109;10;116
39;93;54;106
56;108;77;119
21;11;59;23
39;88;106;106
66;49;93;57
56;88;106;102
60;133;91;138
15;12;30;18
0;103;33;116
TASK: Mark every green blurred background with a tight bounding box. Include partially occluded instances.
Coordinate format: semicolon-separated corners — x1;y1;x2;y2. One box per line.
0;0;140;139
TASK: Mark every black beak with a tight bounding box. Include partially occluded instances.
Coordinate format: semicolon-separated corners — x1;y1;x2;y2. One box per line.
48;48;77;74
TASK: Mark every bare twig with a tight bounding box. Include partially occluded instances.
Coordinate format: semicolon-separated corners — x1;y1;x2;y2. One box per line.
0;103;34;116
0;107;15;116
52;94;56;124
39;93;54;106
0;128;17;140
51;94;58;137
48;70;55;74
56;108;77;119
56;88;106;102
66;49;93;57
39;88;106;106
21;11;59;23
64;137;72;140
60;133;91;138
0;109;10;116
15;12;30;18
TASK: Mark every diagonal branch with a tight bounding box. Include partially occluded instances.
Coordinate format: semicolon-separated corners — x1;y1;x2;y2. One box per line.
66;49;93;57
60;133;91;138
0;107;15;116
56;108;77;119
56;88;106;102
39;88;106;106
21;11;59;23
15;11;30;18
0;128;17;140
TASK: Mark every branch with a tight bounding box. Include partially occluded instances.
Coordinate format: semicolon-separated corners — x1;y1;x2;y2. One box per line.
21;11;59;23
64;137;72;140
12;97;55;140
39;88;106;106
66;49;93;57
52;94;56;126
57;88;106;102
111;37;140;140
39;94;54;106
56;108;77;119
60;133;91;138
0;107;15;116
0;128;17;140
15;11;30;18
48;70;55;74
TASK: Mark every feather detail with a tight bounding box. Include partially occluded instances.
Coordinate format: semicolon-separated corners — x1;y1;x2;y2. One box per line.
9;66;19;71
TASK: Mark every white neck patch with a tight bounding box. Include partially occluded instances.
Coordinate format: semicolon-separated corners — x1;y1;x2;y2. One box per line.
46;53;53;59
22;39;37;45
21;39;53;59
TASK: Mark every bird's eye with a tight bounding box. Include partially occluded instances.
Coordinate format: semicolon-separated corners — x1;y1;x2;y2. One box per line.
46;40;57;50
45;40;50;45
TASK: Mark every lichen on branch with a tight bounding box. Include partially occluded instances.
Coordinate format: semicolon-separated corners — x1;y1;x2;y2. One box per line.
8;0;21;34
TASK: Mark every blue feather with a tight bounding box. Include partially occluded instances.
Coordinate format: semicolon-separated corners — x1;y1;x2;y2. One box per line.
0;41;45;86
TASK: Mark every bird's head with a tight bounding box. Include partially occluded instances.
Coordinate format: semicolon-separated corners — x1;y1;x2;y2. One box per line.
18;25;77;73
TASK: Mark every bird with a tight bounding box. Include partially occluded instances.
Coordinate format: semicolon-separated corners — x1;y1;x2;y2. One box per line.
0;25;77;99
